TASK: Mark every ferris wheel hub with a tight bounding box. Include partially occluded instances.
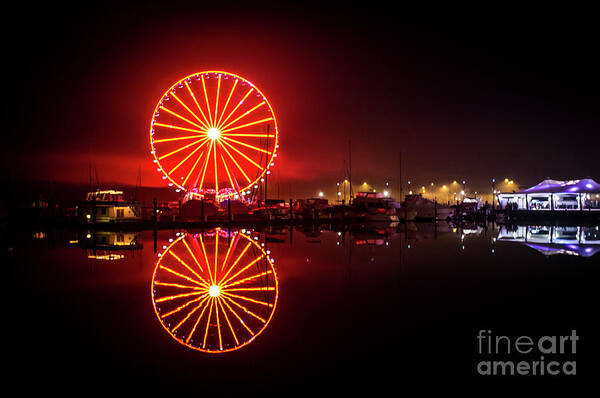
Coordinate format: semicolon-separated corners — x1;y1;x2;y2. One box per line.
208;284;221;297
207;127;221;140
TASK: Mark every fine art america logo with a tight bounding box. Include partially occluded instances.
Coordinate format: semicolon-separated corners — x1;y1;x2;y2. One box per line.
477;330;578;376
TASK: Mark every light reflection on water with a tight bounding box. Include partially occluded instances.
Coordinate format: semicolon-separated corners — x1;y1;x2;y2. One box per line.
6;222;599;387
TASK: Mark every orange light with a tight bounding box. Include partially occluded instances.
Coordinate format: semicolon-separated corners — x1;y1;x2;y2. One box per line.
218;87;254;129
220;101;266;131
220;139;262;169
216;79;238;127
159;106;205;130
151;230;278;353
220;117;274;134
184;80;211;128
200;75;214;127
170;92;210;130
150;71;279;199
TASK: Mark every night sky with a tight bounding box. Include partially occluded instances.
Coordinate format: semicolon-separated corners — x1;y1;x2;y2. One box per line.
4;2;599;199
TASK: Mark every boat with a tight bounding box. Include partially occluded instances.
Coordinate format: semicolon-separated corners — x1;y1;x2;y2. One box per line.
402;194;452;220
292;198;330;219
352;192;400;222
76;190;142;223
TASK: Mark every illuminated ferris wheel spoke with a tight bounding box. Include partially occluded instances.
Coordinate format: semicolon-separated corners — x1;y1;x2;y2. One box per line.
152;231;277;353
220;233;240;272
168;139;209;175
154;122;205;134
225;286;276;293
186;295;212;344
219;241;252;285
200;76;214;127
181;147;207;186
155;291;204;304
168;250;210;287
224;270;273;289
159;137;207;161
220;117;274;134
218;141;252;183
152;72;278;199
170;92;210;130
213;140;219;194
155;281;204;290
219;101;266;131
159;106;206;130
215;297;223;350
195;141;214;192
222;133;273;138
217;87;254;129
159;265;206;288
217;298;240;346
221;255;265;287
172;297;208;333
220;139;262;170
182;238;204;273
197;234;215;284
216;79;238;127
221;291;273;308
220;152;239;194
214;233;219;282
161;294;208;319
184;80;211;128
202;298;215;348
214;74;222;124
224;137;271;155
221;294;266;323
153;134;205;144
219;295;255;336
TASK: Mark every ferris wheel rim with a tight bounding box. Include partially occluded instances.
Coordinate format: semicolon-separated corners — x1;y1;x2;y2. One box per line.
150;230;279;353
149;71;279;200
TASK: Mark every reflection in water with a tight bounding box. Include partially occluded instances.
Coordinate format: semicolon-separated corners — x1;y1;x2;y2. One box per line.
151;228;278;353
76;231;143;261
496;225;600;257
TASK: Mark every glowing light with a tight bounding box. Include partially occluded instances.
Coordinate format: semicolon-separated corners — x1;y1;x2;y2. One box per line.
209;285;221;297
319;191;324;197
150;71;279;200
151;230;278;353
207;128;221;140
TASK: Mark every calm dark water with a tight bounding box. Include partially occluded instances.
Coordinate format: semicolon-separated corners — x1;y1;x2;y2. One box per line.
6;223;599;392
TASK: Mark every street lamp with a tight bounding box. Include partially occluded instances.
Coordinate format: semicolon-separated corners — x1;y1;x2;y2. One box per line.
491;178;496;209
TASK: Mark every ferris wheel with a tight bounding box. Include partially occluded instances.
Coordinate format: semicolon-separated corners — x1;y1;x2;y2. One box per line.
151;229;278;353
150;71;279;201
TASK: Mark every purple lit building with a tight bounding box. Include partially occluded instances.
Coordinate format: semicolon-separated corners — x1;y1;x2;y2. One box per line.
497;178;600;211
496;225;600;257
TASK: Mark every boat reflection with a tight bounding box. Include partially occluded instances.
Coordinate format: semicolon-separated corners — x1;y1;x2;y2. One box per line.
76;231;142;260
496;225;600;257
151;228;278;353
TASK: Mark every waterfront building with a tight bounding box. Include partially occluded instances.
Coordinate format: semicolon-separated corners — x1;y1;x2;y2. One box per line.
497;178;600;211
496;225;600;257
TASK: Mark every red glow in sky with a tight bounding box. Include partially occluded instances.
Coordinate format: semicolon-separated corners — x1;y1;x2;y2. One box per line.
4;4;599;198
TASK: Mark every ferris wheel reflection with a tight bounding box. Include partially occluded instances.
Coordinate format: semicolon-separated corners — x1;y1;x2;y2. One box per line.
151;228;278;353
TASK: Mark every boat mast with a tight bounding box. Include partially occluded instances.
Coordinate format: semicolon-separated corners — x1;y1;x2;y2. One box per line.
399;150;402;202
348;139;353;204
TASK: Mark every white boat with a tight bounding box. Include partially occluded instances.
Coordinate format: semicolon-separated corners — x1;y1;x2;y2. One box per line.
403;194;452;220
352;192;401;222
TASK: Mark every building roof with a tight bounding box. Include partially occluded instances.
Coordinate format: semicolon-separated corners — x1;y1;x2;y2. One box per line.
519;178;600;194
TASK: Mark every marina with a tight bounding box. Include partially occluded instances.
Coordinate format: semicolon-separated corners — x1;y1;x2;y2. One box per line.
3;3;599;391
